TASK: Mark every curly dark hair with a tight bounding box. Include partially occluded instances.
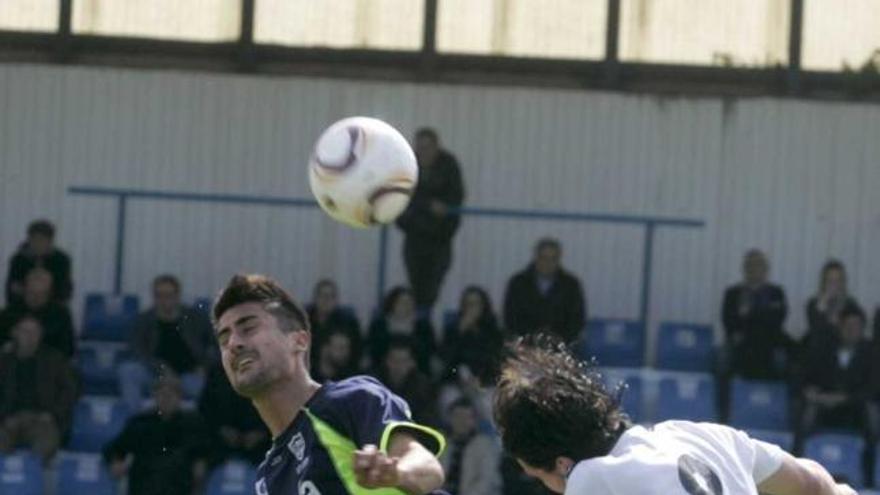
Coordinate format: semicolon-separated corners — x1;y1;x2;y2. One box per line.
493;336;629;471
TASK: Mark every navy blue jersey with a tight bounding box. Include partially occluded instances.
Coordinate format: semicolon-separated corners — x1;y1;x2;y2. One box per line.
255;376;446;495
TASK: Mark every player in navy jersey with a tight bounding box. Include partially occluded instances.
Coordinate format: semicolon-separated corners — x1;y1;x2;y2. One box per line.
212;274;447;495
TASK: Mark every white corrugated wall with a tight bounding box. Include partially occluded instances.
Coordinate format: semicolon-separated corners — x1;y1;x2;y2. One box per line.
1;64;878;351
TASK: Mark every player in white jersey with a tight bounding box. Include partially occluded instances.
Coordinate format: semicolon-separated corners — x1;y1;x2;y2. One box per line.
492;337;856;495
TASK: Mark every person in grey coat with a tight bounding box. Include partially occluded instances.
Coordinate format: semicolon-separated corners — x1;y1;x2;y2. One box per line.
440;398;501;495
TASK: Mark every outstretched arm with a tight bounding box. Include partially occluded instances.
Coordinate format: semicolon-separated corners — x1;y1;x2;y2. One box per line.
757;452;854;495
354;432;445;495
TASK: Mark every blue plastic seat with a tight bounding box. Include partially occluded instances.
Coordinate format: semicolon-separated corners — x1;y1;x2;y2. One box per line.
729;379;788;430
584;319;645;367
77;343;126;395
655;374;717;422
68;397;131;453
746;429;794;452
0;450;42;495
206;460;258;495
82;294;140;342
655;322;714;372
56;453;117;495
601;369;644;422
804;433;864;488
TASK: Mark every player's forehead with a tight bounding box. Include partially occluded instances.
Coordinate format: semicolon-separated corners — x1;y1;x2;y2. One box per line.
217;301;270;330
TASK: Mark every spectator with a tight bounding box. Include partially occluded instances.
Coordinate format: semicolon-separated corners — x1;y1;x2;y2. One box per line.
0;268;76;358
442;286;503;383
311;327;359;383
104;376;212;495
0;316;77;464
306;279;361;368
804;259;862;350
117;275;215;411
797;307;877;446
396;128;465;314
197;362;269;466
367;286;436;375
503;238;587;343
379;337;438;428
5;220;72;306
440;398;501;495
721;249;792;379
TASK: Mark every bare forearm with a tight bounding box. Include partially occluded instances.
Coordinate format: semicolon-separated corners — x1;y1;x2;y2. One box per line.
797;459;842;495
396;446;444;494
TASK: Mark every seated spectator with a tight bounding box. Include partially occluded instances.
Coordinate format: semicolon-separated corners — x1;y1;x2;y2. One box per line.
0;316;77;464
442;286;503;383
104;376;212;495
5;219;72;306
311;327;358;383
306;279;361;368
0;268;75;358
721;249;792;379
804;259;862;350
197;362;269;466
440;398;501;495
118;275;215;411
503;238;586;343
378;337;438;428
797;307;878;445
367;286;435;375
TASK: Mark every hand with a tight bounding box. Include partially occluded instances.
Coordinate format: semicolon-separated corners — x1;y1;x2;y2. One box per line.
220;426;242;448
192;459;208;482
109;459;129;478
429;201;448;217
353;445;400;489
836;483;857;495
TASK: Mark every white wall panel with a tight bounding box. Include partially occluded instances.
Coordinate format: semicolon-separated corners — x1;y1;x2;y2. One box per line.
0;64;878;351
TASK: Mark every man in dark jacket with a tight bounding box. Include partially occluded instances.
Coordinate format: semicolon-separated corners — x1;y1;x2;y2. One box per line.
104;377;212;495
396;128;465;314
503;238;587;343
5;220;72;306
721;249;792;379
796;307;877;446
0;316;78;464
117;274;215;411
0;268;76;359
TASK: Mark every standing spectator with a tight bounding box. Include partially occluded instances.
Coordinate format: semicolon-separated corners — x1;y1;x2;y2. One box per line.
367;286;436;375
440;398;501;495
117;275;215;411
104;377;213;495
796;307;877;447
379;337;439;428
311;328;359;383
442;286;504;383
0;316;77;464
721;249;791;379
503;238;587;343
197;362;269;466
5;220;72;306
804;260;862;350
396;128;465;314
306;279;361;368
0;268;76;358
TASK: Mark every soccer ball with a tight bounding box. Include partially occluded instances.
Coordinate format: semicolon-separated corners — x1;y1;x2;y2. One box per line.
308;117;418;228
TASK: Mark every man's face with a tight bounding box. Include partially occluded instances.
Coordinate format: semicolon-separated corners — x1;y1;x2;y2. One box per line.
153;282;181;321
414;135;439;167
839;315;864;346
12;318;42;359
449;405;477;439
517;459;568;494
824;268;845;296
385;347;415;384
216;302;308;398
315;284;338;314
27;233;53;256
154;383;182;417
534;246;561;277
23;270;52;309
391;292;416;319
324;333;352;367
743;253;768;286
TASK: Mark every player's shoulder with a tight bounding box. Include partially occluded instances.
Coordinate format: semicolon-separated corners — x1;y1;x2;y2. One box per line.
320;375;396;404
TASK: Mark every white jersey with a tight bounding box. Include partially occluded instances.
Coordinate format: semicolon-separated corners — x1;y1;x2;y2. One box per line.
566;421;786;495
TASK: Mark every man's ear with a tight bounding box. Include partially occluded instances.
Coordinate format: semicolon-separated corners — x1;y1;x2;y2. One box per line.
555;456;575;478
291;329;311;354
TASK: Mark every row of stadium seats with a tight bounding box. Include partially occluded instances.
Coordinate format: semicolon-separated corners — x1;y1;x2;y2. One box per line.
0;451;256;495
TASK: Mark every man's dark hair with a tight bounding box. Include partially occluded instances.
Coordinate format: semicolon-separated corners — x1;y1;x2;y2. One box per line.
153;274;181;293
493;336;628;471
381;286;413;316
27;220;55;239
534;237;561;254
840;305;866;327
212;274;310;334
415;127;439;144
819;259;847;292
